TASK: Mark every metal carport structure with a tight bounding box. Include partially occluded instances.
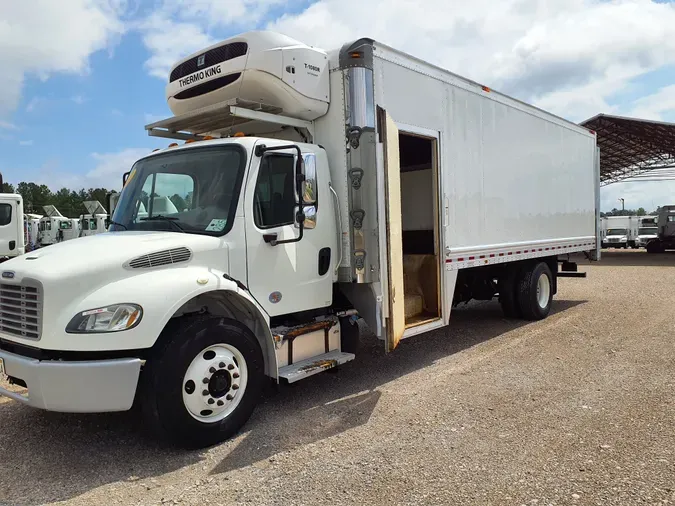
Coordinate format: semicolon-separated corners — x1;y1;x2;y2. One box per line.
580;114;675;186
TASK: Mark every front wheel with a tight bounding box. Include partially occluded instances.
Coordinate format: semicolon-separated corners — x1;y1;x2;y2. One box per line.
139;316;265;449
517;262;553;321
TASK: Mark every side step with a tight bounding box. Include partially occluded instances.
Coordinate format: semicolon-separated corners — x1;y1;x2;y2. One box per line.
278;350;355;384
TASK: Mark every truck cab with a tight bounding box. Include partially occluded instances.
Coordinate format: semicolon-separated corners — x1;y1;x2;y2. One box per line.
635;216;658;248
79;201;109;237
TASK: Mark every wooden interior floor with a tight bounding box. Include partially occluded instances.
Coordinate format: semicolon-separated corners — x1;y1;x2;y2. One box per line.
405;312;440;329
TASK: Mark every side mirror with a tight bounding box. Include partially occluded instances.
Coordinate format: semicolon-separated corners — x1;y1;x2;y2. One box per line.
301;153;317;205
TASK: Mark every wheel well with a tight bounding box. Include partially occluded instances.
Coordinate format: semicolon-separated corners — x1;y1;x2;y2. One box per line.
158;290;277;380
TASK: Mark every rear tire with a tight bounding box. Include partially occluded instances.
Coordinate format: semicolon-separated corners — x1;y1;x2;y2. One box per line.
139;316;265;449
499;267;522;318
516;262;553;321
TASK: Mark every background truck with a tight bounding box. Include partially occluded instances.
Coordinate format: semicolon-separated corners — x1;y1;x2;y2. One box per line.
635;216;658;248
0;172;26;262
0;31;600;449
645;206;675;253
38;206;80;246
603;215;638;248
78;201;109;237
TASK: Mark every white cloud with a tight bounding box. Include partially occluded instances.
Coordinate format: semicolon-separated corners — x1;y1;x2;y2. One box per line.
32;148;150;191
25;97;48;113
0;121;18;130
628;84;675;121
268;0;675;122
0;0;127;117
137;0;284;79
19;140;34;146
111;108;123;116
601;180;675;213
71;95;88;105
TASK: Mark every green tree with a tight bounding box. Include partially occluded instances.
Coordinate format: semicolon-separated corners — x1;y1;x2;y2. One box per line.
2;182;15;193
636;207;646;216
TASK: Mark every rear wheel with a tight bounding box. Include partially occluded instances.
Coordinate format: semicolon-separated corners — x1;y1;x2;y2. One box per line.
516;262;553;321
139;316;264;449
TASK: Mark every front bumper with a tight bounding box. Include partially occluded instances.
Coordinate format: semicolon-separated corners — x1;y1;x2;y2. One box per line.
0;349;142;412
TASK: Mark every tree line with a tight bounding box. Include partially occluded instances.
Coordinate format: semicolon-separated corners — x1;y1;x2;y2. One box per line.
1;182;111;218
600;207;658;217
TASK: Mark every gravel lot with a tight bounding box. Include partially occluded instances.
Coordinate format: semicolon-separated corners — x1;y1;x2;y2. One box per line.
1;250;674;506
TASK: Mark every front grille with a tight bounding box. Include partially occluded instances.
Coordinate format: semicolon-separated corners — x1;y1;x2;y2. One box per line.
128;247;192;269
174;73;242;100
0;282;42;340
170;42;248;83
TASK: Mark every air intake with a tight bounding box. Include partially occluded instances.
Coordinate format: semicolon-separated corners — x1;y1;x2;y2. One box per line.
128;247;192;269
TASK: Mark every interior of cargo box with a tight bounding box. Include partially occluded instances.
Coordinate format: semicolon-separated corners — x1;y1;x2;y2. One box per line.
398;132;441;328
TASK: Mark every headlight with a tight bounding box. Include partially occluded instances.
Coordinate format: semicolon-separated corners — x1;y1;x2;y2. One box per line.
620;238;627;242
66;303;143;333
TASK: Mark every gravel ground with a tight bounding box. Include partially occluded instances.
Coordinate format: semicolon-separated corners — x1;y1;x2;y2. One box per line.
1;249;674;506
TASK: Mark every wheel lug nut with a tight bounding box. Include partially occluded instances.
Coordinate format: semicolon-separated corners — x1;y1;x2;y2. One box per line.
227;364;234;370
202;390;209;396
208;398;215;405
233;372;240;379
217;400;224;406
226;394;234;400
209;367;216;373
219;362;225;368
232;384;239;390
202;378;209;384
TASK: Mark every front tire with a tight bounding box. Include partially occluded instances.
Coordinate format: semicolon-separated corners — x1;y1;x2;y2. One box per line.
139;316;265;449
516;262;553;321
499;266;522;318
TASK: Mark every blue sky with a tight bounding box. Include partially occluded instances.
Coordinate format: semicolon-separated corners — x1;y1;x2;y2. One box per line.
1;0;675;212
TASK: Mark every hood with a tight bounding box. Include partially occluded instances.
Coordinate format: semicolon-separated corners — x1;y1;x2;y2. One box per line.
2;231;225;282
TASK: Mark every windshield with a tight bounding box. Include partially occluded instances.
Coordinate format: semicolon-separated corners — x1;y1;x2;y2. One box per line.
606;228;627;236
638;227;657;236
110;145;246;235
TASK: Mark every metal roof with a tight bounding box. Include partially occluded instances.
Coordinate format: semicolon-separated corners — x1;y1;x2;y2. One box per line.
580;114;675;185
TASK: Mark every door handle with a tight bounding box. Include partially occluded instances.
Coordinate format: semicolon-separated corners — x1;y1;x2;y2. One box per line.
263;233;278;246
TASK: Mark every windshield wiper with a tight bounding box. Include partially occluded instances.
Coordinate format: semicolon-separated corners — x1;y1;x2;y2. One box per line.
140;215;186;233
109;220;128;230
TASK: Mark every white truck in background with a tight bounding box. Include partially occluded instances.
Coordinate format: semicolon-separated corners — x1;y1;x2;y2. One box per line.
24;214;41;252
635;216;658;249
0;173;26;261
603;215;638;249
0;31;600;449
78;201;109;237
38;206;80;246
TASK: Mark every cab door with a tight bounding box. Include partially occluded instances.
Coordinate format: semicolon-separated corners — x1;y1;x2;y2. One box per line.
377;107;406;352
0;196;23;256
244;142;335;317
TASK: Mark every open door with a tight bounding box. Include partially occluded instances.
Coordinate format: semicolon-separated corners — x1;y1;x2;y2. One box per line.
378;107;405;352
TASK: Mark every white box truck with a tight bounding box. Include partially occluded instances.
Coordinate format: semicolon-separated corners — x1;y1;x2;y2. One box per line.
0;31;600;448
0;172;26;262
603;215;638;249
635;216;658;248
37;206;80;246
